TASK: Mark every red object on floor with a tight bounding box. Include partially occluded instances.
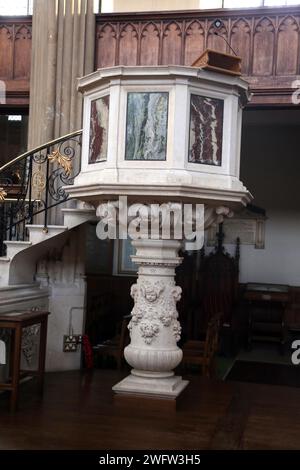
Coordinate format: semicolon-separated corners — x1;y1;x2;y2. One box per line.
82;334;94;369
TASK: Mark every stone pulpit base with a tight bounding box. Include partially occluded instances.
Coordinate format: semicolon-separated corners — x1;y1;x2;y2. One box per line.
113;239;188;401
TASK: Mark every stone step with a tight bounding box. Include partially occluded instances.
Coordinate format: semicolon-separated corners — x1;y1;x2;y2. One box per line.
26;225;68;245
4;241;32;259
61;207;96;229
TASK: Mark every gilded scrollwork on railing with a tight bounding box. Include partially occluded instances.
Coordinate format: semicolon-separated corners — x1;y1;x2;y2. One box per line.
32;166;47;200
47;136;81;202
0;188;7;202
48;149;73;178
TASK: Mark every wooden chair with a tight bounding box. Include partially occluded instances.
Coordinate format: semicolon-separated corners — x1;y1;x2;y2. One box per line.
182;223;241;356
198;223;240;331
182;313;221;377
93;315;130;369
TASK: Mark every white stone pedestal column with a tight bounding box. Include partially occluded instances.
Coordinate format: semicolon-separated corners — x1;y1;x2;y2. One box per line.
113;239;189;399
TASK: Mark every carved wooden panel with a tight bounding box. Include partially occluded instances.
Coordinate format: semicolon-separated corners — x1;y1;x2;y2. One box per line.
0;21;32;80
184;20;205;66
119;23;138;66
276;16;299;76
0;19;31;105
252;17;275;76
207;20;228;54
95;24;117;68
14;24;32;79
162;22;182;65
230;18;251;75
140;22;160;65
0;25;13;79
95;7;300;105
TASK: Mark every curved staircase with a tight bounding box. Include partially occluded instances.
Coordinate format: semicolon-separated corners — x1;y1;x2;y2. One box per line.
0;129;96;287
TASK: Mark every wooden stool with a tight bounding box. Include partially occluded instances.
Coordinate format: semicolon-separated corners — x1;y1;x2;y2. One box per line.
0;310;50;412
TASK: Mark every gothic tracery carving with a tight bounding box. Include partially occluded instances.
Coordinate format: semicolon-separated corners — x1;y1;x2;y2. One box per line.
96;10;300;82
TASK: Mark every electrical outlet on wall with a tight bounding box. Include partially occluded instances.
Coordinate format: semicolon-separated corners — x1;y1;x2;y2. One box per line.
63;335;82;352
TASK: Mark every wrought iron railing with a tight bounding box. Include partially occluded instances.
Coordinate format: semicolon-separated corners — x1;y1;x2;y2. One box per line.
0;130;82;256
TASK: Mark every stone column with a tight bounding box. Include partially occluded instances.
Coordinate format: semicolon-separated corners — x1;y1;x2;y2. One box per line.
28;0;95;225
113;238;189;399
28;0;95;147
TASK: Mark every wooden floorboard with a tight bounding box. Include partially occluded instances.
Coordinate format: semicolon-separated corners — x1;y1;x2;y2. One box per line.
0;369;299;450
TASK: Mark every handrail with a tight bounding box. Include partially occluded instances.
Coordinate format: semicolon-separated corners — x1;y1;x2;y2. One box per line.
0;129;83;256
0;129;83;174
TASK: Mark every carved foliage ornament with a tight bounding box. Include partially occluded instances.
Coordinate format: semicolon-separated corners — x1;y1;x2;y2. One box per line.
172;321;182;342
140;321;160;344
48;149;72;177
22;325;40;366
129;280;182;345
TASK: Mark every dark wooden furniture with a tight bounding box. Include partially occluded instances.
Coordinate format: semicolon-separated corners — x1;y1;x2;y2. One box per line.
96;6;300;106
86;274;134;347
0;310;49;412
176;249;198;342
2;7;300;107
182;313;221;377
197;224;240;332
192;49;242;76
183;223;241;356
245;283;290;351
93;315;130;370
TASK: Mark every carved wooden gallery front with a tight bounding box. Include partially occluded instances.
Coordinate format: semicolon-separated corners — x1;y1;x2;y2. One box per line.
95;6;300;106
1;6;300;109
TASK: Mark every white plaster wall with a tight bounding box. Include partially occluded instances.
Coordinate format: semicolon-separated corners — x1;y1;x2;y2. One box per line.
219;211;300;286
46;283;86;371
219;117;300;286
37;226;87;371
102;0;201;12
0;226;87;379
239;211;300;286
